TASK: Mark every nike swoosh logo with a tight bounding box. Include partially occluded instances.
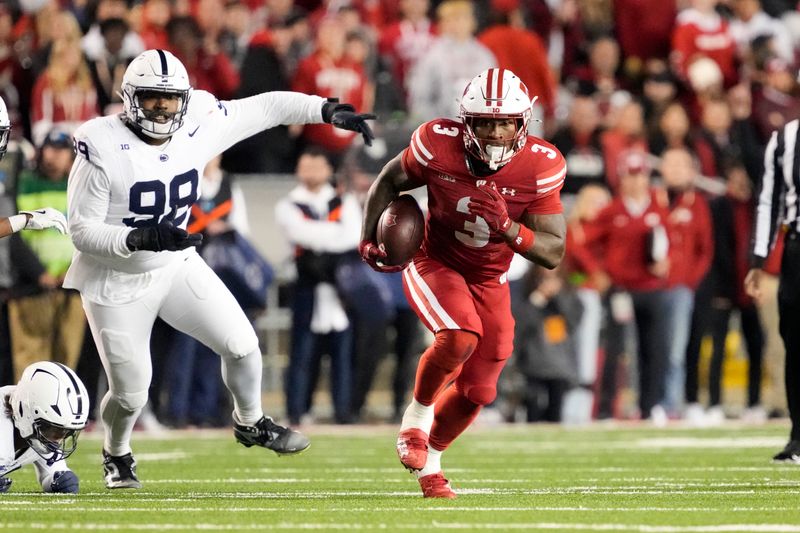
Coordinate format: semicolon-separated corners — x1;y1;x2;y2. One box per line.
188;126;200;137
35;210;46;214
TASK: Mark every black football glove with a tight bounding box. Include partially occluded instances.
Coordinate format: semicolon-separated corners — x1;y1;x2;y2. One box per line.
46;471;79;494
126;219;203;252
321;100;376;146
0;477;11;493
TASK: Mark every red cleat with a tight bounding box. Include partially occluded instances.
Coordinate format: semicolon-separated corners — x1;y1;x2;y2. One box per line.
418;472;457;499
396;428;429;470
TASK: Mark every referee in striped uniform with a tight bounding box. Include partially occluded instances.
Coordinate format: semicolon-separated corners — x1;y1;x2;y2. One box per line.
745;116;800;463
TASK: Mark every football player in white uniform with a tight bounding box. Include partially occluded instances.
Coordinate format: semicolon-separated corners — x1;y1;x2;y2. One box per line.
65;49;375;489
0;96;68;239
0;361;90;494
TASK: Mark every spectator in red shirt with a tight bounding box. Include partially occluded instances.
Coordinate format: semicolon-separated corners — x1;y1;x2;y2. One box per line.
377;0;436;110
600;98;649;192
292;15;371;166
751;56;800;142
660;147;714;418
586;151;672;422
562;184;612;424
138;0;172;51
671;0;738;89
613;0;677;77
478;0;556;118
166;16;240;100
31;35;99;146
569;36;625;118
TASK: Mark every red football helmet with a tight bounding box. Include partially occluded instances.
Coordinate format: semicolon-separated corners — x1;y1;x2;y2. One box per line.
459;68;533;169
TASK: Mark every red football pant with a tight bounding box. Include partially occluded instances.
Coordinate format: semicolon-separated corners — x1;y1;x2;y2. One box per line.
402;255;514;451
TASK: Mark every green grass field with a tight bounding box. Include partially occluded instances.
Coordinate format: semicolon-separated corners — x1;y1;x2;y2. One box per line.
2;422;800;532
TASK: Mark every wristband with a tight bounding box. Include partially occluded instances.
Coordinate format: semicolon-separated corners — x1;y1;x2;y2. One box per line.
8;214;27;233
509;224;535;254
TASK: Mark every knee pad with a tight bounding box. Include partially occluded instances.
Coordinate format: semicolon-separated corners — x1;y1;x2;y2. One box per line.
222;329;259;360
114;390;149;412
432;329;479;371
463;384;497;406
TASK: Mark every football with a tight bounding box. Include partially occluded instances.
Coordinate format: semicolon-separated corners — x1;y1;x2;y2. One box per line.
377;195;425;266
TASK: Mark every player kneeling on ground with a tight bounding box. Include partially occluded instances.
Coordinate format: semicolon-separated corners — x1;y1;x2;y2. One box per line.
0;362;89;493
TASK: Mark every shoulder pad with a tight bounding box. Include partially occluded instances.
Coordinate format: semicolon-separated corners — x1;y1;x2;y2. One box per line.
72;118;115;168
409;119;463;168
185;90;225;123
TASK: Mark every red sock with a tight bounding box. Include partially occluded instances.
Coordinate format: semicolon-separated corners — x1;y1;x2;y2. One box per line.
428;384;481;451
413;330;478;405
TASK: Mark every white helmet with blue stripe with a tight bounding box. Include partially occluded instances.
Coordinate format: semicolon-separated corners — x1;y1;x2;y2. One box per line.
120;49;192;140
10;362;89;465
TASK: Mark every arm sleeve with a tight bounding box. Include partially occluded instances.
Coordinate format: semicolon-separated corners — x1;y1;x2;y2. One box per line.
198;90;326;155
752;128;785;265
67;157;133;258
275;195;362;253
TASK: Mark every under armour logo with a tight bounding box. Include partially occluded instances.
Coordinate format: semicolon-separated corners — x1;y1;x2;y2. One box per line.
501;188;516;196
385;214;398;227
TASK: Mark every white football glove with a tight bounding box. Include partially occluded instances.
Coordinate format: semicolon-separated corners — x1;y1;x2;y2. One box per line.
20;208;68;234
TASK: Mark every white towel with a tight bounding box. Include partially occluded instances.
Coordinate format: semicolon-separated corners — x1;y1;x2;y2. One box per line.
310;283;349;334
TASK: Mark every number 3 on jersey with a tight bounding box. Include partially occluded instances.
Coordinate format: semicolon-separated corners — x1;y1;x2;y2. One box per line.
122;169;199;228
455;196;490;247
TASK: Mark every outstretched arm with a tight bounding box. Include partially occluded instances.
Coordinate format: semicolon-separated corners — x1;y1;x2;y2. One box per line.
207;91;375;154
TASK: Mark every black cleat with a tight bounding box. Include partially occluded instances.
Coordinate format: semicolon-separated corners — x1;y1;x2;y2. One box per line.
233;416;310;455
773;440;800;464
103;449;142;489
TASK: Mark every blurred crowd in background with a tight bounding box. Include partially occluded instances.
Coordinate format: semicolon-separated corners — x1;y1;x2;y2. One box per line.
0;0;799;429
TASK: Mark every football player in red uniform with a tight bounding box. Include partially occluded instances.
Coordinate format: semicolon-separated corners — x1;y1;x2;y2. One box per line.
359;68;567;498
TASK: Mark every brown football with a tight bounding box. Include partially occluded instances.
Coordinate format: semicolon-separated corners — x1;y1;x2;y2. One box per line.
376;195;425;266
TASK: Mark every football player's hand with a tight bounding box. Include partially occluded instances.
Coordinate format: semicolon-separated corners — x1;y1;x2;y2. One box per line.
20;208;68;234
358;240;406;273
467;181;512;234
0;477;11;493
322;101;376;146
46;470;79;494
126;220;203;252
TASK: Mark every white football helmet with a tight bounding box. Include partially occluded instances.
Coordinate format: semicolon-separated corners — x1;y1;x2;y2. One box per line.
120;49;192;140
10;362;89;465
0;96;10;160
459;68;533;169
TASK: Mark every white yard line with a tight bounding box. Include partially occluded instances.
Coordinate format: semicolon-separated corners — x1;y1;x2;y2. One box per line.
6;523;800;532
0;506;796;513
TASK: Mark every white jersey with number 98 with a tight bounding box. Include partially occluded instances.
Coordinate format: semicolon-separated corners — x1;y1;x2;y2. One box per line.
64;90;326;305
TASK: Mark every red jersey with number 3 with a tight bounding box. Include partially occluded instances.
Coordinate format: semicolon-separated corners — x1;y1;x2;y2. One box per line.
401;119;566;282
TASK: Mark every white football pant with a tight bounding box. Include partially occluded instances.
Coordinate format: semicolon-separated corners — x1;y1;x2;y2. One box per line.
82;253;263;456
